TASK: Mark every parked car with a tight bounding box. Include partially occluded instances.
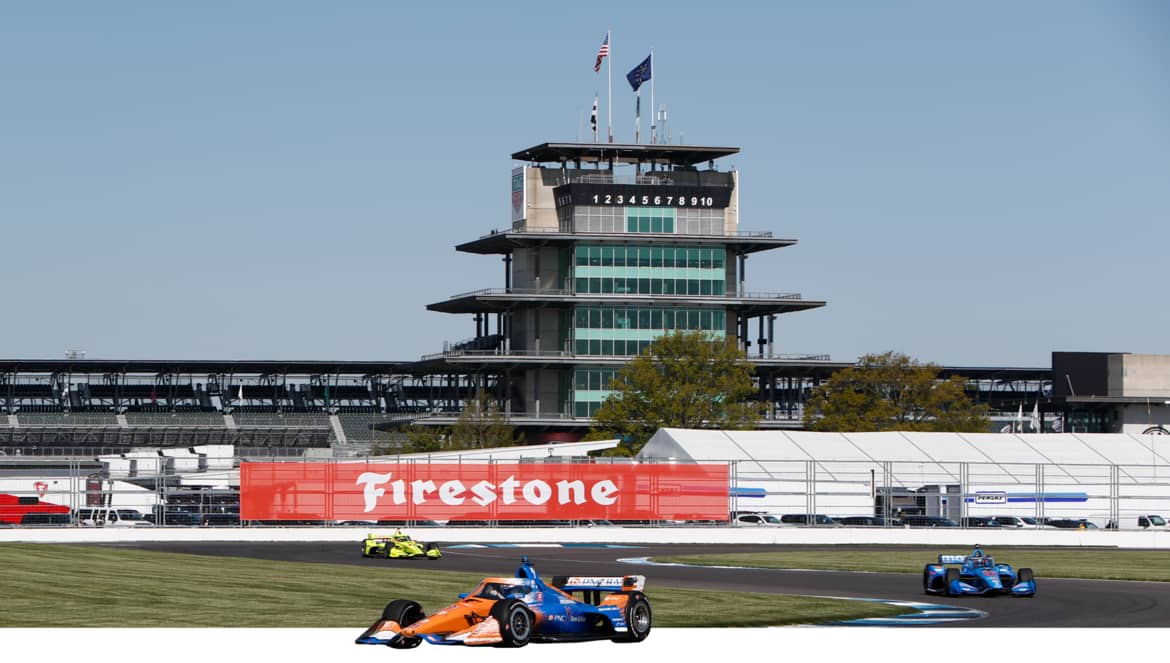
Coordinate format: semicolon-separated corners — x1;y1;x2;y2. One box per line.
20;512;71;525
779;513;842;527
735;513;783;526
900;515;958;528
960;516;1004;528
838;515;900;527
75;507;154;528
1044;518;1098;529
1104;515;1167;530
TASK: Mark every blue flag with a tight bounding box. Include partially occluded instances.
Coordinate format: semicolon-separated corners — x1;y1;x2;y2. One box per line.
626;55;652;92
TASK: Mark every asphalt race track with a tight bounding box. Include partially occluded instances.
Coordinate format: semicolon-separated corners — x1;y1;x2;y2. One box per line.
111;541;1170;627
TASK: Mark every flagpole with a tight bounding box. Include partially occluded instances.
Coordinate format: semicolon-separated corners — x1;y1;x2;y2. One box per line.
635;91;640;144
650;49;655;145
607;28;613;144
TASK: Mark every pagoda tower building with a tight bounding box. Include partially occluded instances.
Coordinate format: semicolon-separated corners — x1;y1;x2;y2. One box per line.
425;142;829;439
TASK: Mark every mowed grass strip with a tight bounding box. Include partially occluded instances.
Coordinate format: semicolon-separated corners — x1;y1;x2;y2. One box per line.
0;544;904;627
655;546;1170;582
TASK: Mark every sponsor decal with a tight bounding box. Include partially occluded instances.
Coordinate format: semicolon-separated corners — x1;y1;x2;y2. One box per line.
33;482;48;498
240;462;728;521
972;491;1006;505
962;491;1087;504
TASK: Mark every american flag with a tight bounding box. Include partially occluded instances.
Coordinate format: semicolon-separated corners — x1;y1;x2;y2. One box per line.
594;34;609;72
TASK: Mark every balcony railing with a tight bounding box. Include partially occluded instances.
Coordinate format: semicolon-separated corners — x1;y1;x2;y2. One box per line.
481;226;777;240
444;287;805;301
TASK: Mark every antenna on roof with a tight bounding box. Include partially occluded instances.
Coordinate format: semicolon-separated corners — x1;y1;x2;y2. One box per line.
656;105;668;144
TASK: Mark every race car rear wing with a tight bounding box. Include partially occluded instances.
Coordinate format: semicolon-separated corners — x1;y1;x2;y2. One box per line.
553;575;646;592
938;555;967;564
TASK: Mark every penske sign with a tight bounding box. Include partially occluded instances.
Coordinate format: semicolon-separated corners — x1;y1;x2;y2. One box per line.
240;462;729;521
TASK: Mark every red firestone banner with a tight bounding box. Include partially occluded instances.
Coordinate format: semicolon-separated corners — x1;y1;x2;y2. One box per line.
240;462;729;521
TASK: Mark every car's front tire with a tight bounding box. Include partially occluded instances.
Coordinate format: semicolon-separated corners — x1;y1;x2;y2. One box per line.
491;599;533;647
382;599;425;649
1016;567;1035;597
922;564;940;594
612;592;652;643
944;568;960;596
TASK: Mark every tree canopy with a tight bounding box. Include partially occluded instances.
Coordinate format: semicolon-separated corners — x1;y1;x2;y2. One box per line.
385;391;518;454
803;351;989;432
590;331;760;455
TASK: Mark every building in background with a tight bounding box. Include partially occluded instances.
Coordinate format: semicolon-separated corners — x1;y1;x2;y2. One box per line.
419;141;831;439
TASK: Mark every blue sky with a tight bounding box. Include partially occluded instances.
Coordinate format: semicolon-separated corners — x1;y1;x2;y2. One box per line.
1;1;1167;367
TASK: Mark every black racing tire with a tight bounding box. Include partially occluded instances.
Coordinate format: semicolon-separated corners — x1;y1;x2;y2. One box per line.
490;599;533;647
1016;567;1035;596
382;599;425;649
944;568;960;596
611;591;652;643
923;565;937;594
425;542;441;559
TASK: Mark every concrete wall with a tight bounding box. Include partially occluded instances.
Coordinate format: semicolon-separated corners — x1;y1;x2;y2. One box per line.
725;170;739;234
521;166;558;230
1120;354;1170;397
3;525;1167;549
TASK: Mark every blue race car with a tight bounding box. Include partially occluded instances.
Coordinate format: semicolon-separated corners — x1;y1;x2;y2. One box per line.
356;556;651;647
923;545;1036;597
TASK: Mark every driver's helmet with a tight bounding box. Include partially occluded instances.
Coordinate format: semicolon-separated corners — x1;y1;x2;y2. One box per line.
479;583;504;599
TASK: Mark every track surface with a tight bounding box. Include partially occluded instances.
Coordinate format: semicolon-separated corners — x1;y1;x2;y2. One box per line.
114;541;1170;627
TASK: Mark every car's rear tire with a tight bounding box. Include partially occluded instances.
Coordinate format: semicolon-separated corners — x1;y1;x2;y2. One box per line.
1016;567;1035;596
425;542;440;559
944;568;960;596
490;599;533;647
611;592;652;643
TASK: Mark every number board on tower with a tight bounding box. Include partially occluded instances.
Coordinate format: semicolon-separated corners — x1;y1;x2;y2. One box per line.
553;183;733;209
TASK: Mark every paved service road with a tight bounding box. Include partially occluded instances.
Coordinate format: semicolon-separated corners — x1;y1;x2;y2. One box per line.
111;541;1170;627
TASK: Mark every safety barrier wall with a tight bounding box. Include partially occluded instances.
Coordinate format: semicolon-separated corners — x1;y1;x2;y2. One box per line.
2;525;1168;549
4;455;1170;531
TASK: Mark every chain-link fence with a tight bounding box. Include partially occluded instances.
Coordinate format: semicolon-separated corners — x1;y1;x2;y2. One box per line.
3;454;1168;530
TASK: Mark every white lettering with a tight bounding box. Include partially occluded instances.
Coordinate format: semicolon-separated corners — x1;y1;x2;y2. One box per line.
592;480;618;505
522;479;552;505
355;473;624;512
356;471;395;513
500;475;521;504
470;480;497;507
439;480;466;506
556;480;586;505
411;480;436;504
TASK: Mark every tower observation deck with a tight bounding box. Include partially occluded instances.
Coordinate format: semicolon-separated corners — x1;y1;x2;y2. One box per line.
423;141;835;431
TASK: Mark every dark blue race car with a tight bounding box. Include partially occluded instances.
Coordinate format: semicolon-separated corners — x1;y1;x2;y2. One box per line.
923;545;1036;597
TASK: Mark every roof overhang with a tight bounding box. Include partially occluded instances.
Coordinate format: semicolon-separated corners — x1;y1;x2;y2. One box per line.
512;142;739;167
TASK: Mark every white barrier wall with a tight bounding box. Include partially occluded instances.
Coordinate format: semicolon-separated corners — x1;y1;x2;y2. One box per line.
2;526;1167;548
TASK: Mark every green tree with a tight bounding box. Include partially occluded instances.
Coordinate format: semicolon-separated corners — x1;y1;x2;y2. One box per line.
449;390;518;449
803;351;989;432
589;331;761;455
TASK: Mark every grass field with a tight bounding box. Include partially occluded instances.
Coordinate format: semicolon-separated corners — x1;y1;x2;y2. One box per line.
655;545;1170;582
0;544;904;628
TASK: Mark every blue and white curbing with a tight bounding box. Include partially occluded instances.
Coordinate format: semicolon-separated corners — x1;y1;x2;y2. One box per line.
619;556;987;626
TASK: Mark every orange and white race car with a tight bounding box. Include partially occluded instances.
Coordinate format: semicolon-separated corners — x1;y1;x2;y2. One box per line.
355;556;651;648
